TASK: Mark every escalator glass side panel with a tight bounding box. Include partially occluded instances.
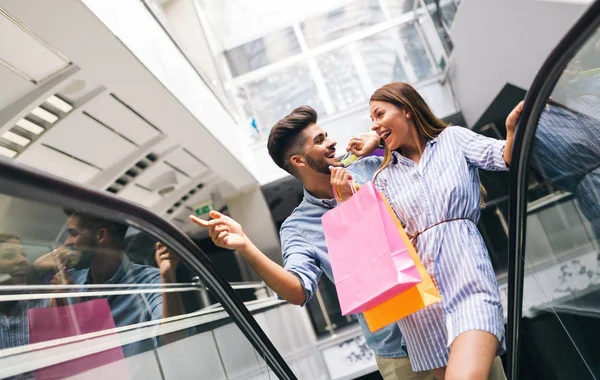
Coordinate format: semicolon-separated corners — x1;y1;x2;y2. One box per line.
511;18;600;379
0;193;289;379
0;160;297;379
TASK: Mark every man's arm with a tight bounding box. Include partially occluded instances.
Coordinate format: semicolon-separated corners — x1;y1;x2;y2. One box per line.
190;212;306;305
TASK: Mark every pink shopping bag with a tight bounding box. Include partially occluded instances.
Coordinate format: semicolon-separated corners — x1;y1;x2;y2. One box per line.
28;298;125;379
322;181;422;315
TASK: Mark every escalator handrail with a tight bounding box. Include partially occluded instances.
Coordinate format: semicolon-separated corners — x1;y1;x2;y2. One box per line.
0;158;297;380
506;2;600;379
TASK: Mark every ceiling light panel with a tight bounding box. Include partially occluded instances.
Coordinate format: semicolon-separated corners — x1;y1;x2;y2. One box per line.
0;145;17;158
31;107;58;124
46;95;73;113
16;118;44;135
0;8;70;83
2;130;30;146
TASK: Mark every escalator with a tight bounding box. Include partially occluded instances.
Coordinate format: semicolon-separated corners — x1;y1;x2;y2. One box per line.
0;1;598;379
0;158;297;379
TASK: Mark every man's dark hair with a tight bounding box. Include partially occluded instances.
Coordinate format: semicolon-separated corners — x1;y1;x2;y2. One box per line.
267;105;317;175
64;209;128;246
0;233;21;245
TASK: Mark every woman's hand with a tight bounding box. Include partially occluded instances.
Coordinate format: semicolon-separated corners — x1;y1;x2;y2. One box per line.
504;100;524;166
330;166;354;201
506;101;524;135
346;131;380;157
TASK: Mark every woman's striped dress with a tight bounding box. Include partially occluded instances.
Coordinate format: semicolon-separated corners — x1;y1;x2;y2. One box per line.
374;126;507;371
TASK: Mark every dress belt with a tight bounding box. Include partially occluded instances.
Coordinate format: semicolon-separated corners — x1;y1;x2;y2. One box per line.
407;218;472;241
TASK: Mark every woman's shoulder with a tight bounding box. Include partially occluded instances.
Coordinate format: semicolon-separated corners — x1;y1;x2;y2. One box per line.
436;126;472;144
439;125;465;137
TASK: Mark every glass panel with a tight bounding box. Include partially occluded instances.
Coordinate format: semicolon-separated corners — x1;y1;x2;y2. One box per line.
145;0;229;101
422;0;456;54
239;62;326;135
397;21;435;80
314;46;366;112
0;194;279;379
306;279;356;337
225;28;302;77
300;0;385;49
519;28;600;379
380;0;410;18
355;28;410;87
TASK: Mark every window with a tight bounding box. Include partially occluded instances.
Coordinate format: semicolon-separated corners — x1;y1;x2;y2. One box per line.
300;0;385;49
225;28;302;77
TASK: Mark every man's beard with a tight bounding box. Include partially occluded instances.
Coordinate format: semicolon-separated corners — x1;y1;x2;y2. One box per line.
306;155;333;175
71;248;95;270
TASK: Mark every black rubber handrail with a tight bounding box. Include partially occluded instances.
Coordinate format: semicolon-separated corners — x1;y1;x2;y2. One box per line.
0;158;297;380
506;2;600;379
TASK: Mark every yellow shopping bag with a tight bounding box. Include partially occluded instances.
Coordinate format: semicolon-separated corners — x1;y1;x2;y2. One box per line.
363;195;442;332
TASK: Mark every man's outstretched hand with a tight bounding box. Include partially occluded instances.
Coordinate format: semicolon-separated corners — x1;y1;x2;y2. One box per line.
190;211;249;251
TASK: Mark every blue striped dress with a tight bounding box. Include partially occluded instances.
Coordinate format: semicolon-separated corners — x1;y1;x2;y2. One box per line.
373;126;507;371
531;104;600;243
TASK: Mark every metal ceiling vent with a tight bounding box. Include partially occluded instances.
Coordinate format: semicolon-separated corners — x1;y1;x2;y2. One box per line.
150;171;178;196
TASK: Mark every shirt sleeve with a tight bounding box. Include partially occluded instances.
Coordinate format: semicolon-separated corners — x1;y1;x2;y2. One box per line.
450;126;509;171
280;223;322;306
347;156;384;185
144;270;164;321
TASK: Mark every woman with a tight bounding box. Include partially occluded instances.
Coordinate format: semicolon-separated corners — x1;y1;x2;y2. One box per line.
0;234;49;380
0;234;31;287
333;82;523;379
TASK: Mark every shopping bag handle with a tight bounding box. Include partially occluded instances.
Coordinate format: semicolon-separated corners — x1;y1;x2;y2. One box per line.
332;180;357;204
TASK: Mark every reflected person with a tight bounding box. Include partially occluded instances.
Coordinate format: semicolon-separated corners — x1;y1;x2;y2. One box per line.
0;234;46;380
554;29;600;119
33;211;186;356
530;103;600;245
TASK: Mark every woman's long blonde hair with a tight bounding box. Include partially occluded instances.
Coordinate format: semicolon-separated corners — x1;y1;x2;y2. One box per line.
371;82;486;207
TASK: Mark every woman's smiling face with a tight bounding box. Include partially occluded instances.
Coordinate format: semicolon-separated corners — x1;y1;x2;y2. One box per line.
370;100;412;151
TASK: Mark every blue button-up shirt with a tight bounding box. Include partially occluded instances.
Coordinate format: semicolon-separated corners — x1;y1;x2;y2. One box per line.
280;157;407;358
70;254;162;357
0;299;48;380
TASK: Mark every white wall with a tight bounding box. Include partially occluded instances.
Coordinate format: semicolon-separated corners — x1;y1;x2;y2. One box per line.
449;0;588;126
226;186;283;276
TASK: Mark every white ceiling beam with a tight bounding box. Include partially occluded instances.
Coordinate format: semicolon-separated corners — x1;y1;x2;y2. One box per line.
0;64;79;137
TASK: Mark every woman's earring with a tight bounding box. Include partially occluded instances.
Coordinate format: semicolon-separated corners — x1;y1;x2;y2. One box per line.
406;113;411;119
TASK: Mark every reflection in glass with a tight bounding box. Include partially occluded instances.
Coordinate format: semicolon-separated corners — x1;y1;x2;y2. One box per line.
519;28;600;380
0;196;281;379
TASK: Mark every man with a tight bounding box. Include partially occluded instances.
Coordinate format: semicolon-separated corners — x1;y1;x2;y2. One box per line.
34;211;186;357
191;106;433;380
